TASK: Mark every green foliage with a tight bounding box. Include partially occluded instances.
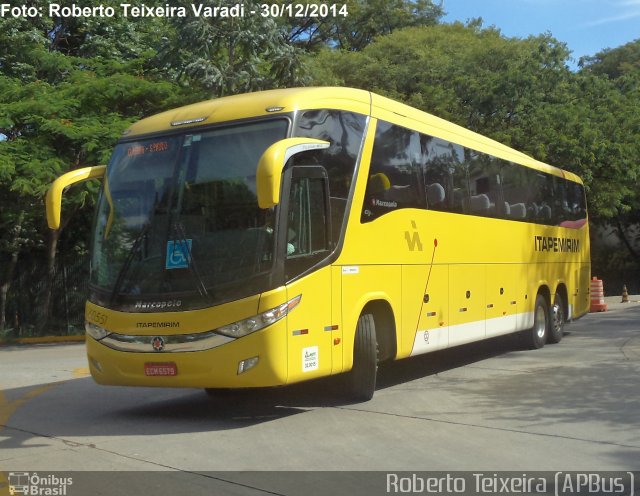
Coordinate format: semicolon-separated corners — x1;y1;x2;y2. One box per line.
285;0;443;51
0;8;188;332
158;0;307;97
580;39;640;79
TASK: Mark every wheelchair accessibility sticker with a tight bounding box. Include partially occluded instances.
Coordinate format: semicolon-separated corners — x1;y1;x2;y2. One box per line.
166;239;192;269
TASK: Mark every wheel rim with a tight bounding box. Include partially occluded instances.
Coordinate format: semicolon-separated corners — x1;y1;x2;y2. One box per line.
535;305;547;338
552;303;564;333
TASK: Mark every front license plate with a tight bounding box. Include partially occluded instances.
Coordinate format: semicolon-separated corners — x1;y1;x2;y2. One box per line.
144;362;178;376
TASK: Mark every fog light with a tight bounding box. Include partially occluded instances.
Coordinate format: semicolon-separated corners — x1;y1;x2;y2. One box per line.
89;356;103;373
237;356;259;375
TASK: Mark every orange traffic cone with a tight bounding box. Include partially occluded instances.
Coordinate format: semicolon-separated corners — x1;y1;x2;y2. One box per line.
590;277;608;312
621;285;629;303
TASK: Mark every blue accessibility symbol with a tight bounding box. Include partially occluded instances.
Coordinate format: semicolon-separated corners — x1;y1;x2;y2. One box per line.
165;239;192;269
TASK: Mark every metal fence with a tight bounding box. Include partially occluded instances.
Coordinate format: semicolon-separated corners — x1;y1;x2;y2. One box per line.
5;253;89;337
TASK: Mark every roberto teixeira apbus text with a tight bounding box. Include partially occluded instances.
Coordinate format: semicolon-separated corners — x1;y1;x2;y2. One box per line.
385;472;634;495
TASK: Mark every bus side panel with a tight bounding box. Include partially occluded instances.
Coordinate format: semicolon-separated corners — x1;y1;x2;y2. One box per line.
485;264;518;338
448;264;486;347
331;265;344;374
285;265;333;384
574;263;591;318
341;265;401;372
404;264;449;358
512;263;535;331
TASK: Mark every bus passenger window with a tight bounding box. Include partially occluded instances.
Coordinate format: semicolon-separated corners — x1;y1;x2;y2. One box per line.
467;151;505;218
421;136;464;213
361;121;425;222
501;161;530;221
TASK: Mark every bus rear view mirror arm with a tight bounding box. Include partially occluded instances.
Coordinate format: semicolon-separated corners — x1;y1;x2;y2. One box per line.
46;165;106;230
256;138;330;209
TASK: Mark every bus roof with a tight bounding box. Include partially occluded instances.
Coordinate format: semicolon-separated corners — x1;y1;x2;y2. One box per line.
124;87;582;184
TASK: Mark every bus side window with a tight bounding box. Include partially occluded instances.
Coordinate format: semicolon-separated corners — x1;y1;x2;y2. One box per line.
422;136;463;213
361;121;425;222
467;151;505;219
524;170;553;224
295;109;366;241
500;161;529;221
567;181;587;221
285;168;331;280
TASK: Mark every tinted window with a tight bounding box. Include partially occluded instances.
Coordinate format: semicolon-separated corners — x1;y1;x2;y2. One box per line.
362;122;425;222
294;110;366;240
359;119;586;228
467;150;504;218
285;174;331;280
501;161;531;221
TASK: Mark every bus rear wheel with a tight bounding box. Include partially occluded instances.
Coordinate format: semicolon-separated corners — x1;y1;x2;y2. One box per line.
345;313;378;402
526;294;549;349
548;293;565;344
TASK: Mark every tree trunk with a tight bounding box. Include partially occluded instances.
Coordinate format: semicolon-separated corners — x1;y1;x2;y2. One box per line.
0;211;24;333
615;217;640;267
37;227;61;335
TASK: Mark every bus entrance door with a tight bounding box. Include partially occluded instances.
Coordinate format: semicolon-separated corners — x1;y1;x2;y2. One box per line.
285;267;333;382
282;167;334;383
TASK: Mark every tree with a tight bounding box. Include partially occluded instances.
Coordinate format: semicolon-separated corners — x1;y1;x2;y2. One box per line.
158;0;306;97
579;40;640;274
580;39;640;79
285;0;444;51
0;6;185;334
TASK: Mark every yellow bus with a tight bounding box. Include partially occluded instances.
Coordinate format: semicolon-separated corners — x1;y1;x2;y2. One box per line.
46;87;590;401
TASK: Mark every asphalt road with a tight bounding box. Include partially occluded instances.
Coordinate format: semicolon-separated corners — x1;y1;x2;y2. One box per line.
1;298;639;495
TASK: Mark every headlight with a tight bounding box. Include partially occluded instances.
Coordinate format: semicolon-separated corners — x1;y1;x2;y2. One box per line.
85;321;110;340
214;295;301;339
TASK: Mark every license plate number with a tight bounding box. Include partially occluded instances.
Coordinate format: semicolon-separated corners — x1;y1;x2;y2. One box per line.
144;362;178;376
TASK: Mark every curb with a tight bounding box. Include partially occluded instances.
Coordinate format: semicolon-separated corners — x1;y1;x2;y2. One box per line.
0;335;85;347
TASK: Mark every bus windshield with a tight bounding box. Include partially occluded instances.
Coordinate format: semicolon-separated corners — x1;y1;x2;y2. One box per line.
90;119;288;310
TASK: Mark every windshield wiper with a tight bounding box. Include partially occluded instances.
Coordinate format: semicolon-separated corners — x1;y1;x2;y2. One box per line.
109;222;151;306
171;221;212;304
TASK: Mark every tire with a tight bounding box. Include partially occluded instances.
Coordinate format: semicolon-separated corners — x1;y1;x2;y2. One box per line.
345;313;378;402
525;294;549;349
548;292;565;344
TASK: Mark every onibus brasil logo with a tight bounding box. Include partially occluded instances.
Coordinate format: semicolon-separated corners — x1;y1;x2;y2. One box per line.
8;472;72;495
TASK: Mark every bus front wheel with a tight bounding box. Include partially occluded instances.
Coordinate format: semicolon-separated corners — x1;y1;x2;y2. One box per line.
526;294;549;349
345;313;378;402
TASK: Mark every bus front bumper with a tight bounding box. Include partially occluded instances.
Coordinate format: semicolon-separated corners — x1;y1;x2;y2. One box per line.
85;323;288;388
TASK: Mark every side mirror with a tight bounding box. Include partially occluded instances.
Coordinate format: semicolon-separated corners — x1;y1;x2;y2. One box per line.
46;165;106;229
256;138;330;209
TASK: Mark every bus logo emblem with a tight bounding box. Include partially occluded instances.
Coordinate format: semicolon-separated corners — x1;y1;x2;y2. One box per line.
151;336;165;352
404;221;423;252
166;239;192;269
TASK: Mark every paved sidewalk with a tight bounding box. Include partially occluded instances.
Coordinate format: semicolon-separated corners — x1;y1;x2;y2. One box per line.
602;294;640;311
